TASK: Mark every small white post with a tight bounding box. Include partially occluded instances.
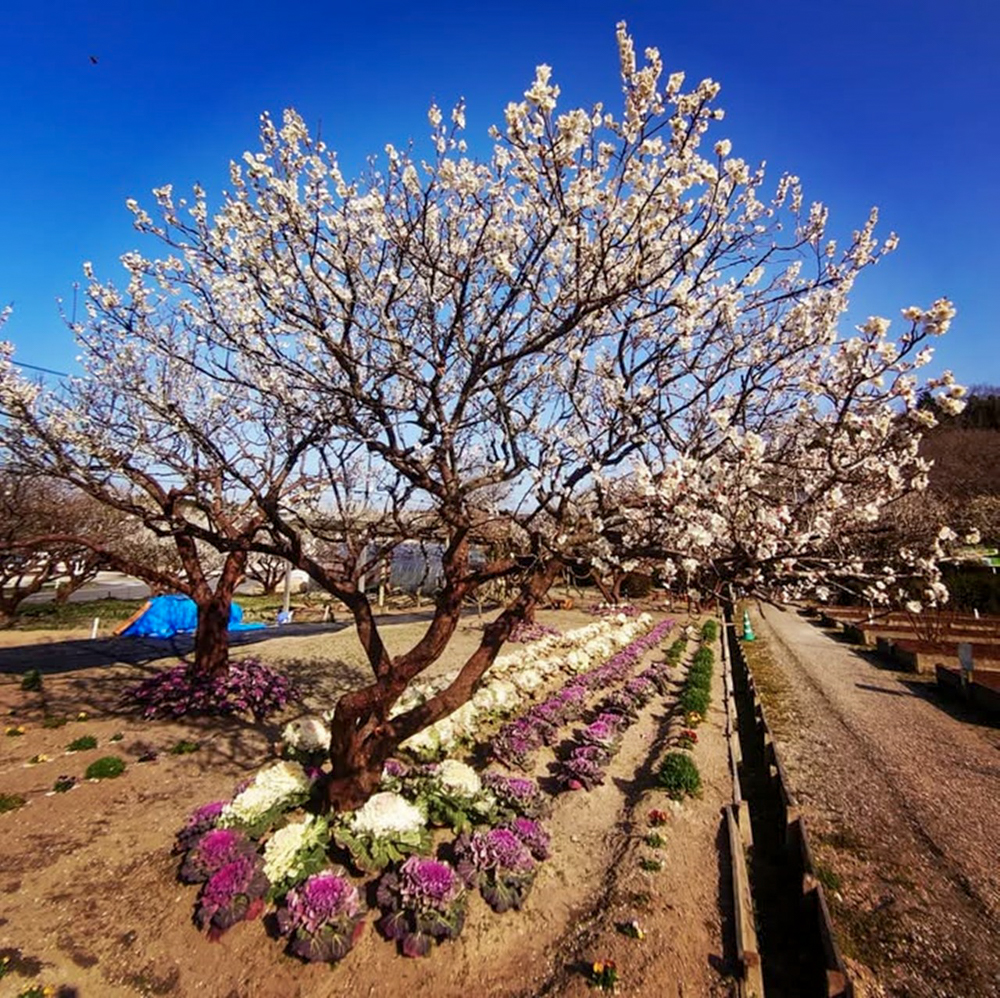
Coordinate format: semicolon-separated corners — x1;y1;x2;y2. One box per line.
90;617;100;639
974;607;980;620
323;605;330;623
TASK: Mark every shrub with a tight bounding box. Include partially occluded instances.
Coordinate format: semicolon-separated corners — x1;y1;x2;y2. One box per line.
41;715;67;729
66;735;98;752
657;752;702;800
700;619;719;643
85;756;126;780
639;857;663;872
679;686;710;717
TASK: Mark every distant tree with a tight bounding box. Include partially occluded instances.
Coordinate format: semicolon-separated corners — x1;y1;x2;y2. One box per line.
244;553;288;596
0;474;109;625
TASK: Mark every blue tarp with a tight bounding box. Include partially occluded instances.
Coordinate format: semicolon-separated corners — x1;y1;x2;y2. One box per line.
120;595;266;638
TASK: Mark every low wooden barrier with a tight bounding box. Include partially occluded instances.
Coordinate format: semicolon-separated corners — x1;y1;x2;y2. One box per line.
727;611;854;998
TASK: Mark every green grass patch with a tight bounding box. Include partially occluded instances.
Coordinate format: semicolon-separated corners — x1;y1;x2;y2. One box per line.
19;669;42;692
815;862;842;893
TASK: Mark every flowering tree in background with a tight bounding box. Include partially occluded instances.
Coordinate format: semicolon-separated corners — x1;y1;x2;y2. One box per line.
0;473;111;624
0;24;961;808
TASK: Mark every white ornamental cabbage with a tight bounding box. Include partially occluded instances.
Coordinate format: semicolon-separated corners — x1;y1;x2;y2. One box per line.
351;791;426;838
435;759;482;796
219;760;311;828
282;716;330;752
511;667;544;694
262;814;326;883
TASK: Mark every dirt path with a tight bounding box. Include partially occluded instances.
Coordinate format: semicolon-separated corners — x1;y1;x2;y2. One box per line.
749;604;1000;998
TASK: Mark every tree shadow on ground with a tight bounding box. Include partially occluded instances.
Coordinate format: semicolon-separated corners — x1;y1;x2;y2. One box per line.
0;621;356;676
899;678;1000;731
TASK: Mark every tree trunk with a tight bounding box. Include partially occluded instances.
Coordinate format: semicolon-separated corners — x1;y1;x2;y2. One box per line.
192;596;231;678
324;724;394;812
189;550;246;678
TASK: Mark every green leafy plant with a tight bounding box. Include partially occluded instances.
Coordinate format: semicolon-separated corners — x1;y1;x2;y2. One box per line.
109;732;124;742
639;856;663;872
169;739;201;755
20;669;42;692
0;793;27;814
66;735;98;752
657;752;702;800
84;756;126;780
644;831;664;848
52;775;76;793
700;619;719;643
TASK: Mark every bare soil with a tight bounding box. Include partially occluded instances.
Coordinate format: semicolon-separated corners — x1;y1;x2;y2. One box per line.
0;607;735;998
748;604;1000;998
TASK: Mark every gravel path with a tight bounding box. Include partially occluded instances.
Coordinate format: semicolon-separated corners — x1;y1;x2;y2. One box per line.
750;604;1000;998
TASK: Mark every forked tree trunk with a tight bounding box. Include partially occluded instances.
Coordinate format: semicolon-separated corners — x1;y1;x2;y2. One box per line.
321;558;564;813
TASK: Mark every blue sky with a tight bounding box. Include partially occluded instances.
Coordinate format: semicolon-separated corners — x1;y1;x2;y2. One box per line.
2;0;997;386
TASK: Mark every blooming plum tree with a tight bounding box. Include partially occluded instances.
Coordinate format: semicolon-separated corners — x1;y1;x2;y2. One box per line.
0;24;960;808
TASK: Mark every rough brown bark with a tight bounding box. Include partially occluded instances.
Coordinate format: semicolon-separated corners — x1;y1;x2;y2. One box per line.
189;551;247;678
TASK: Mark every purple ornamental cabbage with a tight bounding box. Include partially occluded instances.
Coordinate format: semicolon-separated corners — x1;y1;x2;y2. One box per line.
482;772;550;820
491;718;542;771
196;852;269;938
455;828;538;913
180;826;256;883
507;817;551;861
557;745;609;791
276;870;366;963
174;800;226;853
376;857;468;957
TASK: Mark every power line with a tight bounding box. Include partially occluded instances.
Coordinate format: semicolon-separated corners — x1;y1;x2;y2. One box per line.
15;361;69;378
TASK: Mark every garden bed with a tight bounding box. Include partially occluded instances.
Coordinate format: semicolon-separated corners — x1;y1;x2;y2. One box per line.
0;608;736;997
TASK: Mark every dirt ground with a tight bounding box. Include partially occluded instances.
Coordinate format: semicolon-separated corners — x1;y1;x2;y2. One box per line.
748;604;1000;998
0;606;736;998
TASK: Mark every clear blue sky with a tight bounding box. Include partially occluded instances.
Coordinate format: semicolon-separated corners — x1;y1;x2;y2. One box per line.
2;0;997;386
